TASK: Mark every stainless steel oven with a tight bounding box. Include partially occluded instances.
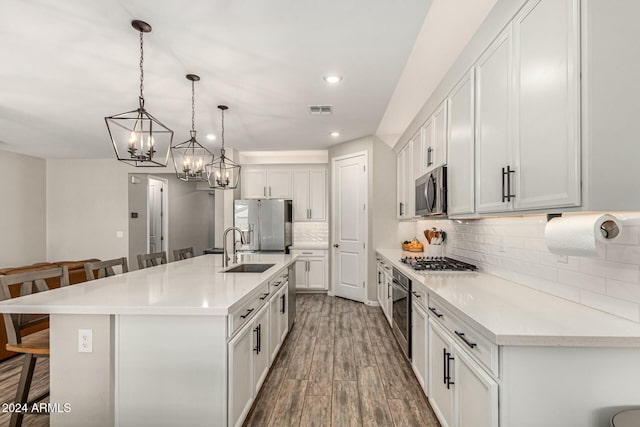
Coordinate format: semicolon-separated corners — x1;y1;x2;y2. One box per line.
415;166;447;217
391;268;411;360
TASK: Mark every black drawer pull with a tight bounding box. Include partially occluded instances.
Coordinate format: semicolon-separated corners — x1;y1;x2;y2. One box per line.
259;293;270;300
455;331;477;348
272;281;281;287
411;291;422;298
240;308;254;319
428;306;443;318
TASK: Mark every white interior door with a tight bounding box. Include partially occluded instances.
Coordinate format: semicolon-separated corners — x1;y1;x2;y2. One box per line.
147;178;165;253
332;153;367;302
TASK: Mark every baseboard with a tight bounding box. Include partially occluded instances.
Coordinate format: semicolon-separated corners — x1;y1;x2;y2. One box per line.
327;291;335;297
365;300;380;307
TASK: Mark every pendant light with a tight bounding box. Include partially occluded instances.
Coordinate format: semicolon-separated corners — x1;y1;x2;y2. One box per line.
105;20;174;167
206;106;241;190
170;74;213;181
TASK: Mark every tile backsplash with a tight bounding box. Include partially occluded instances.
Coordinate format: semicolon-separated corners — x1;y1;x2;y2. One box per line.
293;222;328;246
416;213;640;322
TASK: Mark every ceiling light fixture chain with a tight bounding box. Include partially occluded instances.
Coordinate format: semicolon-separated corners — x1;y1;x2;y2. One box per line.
138;29;145;109
191;79;195;133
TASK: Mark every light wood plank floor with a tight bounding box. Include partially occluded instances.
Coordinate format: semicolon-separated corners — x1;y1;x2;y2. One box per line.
244;294;441;427
0;355;49;427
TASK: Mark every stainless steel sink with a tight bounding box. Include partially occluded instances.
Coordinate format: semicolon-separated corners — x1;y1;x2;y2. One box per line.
224;264;275;273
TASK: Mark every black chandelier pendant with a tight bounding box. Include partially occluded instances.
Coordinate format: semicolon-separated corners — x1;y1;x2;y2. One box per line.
206;105;241;190
105;20;174;167
170;74;214;181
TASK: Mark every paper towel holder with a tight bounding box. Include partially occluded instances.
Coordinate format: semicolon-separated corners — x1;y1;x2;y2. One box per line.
600;220;620;239
546;213;620;239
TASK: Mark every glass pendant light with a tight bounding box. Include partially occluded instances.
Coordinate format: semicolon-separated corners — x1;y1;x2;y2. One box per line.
206;106;241;190
170;74;213;181
105;20;173;167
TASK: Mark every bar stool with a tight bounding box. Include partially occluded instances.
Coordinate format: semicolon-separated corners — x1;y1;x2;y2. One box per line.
0;266;69;427
173;247;194;261
137;251;167;269
84;257;128;280
612;409;640;426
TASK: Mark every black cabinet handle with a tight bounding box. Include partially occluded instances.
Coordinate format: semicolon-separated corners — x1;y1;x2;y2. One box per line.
455;331;477;349
253;324;260;354
502;166;516;202
240;308;254;319
387;282;391;298
272;281;281;287
281;294;286;314
411;291;422;298
428;306;443;318
259;292;270;301
446;351;455;389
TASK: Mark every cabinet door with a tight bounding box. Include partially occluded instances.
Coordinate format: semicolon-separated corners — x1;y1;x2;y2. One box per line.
294;259;308;289
429;320;455;427
253;304;270;394
432;101;448;170
228;323;254;427
377;265;385;307
307;257;326;289
422;119;434;173
308;169;327;221
448;72;476;216
397;151;405;219
267;169;292;199
383;273;393;326
279;284;289;343
475;28;513;213
412;301;428;390
292;170;310;221
242;168;267;199
512;0;580;210
455;345;499;427
404;141;415;218
412;135;423;180
269;292;282;362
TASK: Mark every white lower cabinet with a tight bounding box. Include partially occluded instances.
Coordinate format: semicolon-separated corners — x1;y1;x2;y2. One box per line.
252;304;270;394
228;316;255;427
291;250;327;290
376;260;393;326
428;318;498;427
269;283;289;362
411;300;428;389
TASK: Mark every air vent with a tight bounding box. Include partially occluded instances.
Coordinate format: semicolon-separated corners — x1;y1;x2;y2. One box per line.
308;105;333;115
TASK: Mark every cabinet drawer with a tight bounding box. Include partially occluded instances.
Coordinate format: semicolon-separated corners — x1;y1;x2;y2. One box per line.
270;273;288;292
291;249;326;257
229;282;270;337
411;281;428;310
427;298;498;377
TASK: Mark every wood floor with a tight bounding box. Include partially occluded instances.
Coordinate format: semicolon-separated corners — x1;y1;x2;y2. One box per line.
0;355;49;427
244;294;440;427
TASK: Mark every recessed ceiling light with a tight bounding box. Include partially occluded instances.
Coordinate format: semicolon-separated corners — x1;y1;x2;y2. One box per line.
206;134;216;141
330;132;340;137
323;75;343;84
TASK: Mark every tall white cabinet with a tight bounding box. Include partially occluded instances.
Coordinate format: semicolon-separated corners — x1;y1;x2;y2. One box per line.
293;168;327;221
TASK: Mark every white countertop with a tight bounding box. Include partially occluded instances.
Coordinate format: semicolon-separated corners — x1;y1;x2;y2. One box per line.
290;243;329;250
377;249;640;347
0;254;296;316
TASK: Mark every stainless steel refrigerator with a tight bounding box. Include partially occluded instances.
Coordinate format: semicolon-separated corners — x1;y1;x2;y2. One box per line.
234;199;292;252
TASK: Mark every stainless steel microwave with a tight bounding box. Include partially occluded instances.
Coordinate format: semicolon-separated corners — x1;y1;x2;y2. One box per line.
415;166;447;217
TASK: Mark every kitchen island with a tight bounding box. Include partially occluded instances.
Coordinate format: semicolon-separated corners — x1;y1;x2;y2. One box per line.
0;253;296;427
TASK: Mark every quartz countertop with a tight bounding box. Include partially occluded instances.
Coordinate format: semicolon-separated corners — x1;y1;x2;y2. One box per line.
0;254;296;316
377;248;640;347
290;243;329;250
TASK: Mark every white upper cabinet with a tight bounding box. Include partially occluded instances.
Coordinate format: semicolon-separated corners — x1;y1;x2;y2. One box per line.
512;0;580;210
421;119;434;174
241;167;292;199
293;168;327;221
242;169;268;199
447;71;475;216
397;141;415;219
475;28;513;214
432;101;448;170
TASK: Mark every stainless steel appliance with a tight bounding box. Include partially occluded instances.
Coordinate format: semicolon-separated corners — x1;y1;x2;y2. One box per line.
415;166;447;217
234;199;292;252
391;268;412;360
400;256;477;271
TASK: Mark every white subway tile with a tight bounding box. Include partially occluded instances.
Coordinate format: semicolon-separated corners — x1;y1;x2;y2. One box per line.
579;258;639;283
558;270;606;294
606;244;640;265
579;290;640;322
606;279;640;304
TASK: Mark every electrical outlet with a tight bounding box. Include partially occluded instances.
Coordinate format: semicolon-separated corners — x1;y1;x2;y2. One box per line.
78;329;92;353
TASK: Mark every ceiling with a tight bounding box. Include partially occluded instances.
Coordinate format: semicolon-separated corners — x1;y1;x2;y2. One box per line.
0;0;432;159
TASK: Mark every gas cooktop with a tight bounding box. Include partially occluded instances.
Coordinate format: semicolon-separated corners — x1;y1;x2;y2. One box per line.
400;256;477;271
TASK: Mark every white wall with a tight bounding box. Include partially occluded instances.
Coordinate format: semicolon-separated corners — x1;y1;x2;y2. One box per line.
0;149;46;268
415;214;640;322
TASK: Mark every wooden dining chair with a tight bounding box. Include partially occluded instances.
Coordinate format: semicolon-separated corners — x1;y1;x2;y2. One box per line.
84;257;128;281
173;247;195;261
137;251;168;269
0;266;69;427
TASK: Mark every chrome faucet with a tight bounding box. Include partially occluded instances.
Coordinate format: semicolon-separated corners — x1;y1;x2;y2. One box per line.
223;227;247;268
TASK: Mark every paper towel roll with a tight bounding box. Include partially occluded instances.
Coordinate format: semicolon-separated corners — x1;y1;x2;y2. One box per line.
545;214;622;257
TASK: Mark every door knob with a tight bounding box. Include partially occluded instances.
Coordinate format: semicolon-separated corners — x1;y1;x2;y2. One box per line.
333;244;340;248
